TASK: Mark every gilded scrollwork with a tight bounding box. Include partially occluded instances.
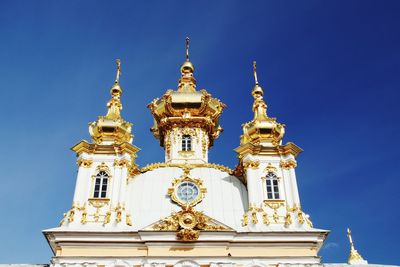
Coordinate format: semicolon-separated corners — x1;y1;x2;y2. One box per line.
152;206;228;241
96;162;111;173
262;211;270;225
103;211;111;225
243;160;260;170
77;158;93;168
264;163;277;173
114;159;130;168
126;214;132;226
284;212;292;227
280;159;297;170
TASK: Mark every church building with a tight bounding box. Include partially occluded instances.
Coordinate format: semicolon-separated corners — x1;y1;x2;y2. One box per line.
40;39;383;267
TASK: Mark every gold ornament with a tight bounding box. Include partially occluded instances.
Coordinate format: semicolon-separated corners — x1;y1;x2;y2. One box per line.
280;159;297;170
152;205;228;241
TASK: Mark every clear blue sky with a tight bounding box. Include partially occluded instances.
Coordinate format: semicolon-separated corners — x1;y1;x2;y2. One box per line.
0;0;399;264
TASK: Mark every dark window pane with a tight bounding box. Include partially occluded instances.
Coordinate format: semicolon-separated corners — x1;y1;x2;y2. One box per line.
267;193;273;199
94;185;100;191
273;180;278;186
103;178;108;185
266;180;271;186
275;192;280;199
93;191;99;198
101;191;106;198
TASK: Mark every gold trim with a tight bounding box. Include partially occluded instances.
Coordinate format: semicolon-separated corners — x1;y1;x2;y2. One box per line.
140;162;233;175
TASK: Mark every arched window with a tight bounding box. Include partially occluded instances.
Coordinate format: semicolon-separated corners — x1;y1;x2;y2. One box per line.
182;135;192;151
93;171;109;198
265;172;280;199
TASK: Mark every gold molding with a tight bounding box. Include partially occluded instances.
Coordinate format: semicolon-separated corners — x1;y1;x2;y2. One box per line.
140;162;233;175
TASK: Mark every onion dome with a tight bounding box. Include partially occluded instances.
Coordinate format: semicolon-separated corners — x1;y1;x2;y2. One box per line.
148;37;226;147
89;59;133;145
240;61;285;147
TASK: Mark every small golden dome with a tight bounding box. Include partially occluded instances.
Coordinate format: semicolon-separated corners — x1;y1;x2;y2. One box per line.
110;82;122;96
252;84;263;98
180;61;195;74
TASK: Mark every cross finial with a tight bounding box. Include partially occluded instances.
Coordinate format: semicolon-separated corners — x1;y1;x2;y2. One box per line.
253;61;259;85
186;37;190;61
115;59;121;83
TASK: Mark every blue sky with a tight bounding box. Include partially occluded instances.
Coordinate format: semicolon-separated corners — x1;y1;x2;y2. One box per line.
0;0;399;264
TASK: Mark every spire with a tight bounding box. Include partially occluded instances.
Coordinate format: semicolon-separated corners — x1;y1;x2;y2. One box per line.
251;61;268;121
347;228;368;265
89;59;133;145
253;61;259;85
237;61;285;147
115;58;121;83
186;36;190;62
178;37;196;92
106;59;123;120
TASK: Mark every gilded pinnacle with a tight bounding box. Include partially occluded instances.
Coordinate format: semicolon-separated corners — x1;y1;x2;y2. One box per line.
89;59;133;145
347;228;367;265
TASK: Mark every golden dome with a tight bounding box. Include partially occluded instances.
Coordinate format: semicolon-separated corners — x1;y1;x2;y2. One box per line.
240;61;285;147
180;60;195;74
148;38;226;147
89;59;133;145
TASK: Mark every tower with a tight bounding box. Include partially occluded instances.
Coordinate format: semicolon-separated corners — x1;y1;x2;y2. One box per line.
234;61;313;231
148;37;226;164
47;60;139;242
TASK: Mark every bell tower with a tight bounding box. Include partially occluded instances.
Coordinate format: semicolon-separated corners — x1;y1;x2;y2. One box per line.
148;38;226;164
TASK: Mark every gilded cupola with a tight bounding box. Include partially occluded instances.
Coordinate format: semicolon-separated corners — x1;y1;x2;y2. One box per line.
148;38;226;148
240;62;285;147
89;59;133;145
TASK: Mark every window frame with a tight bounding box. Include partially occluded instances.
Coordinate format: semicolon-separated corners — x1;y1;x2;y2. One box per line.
263;171;281;201
93;170;109;199
181;134;192;151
